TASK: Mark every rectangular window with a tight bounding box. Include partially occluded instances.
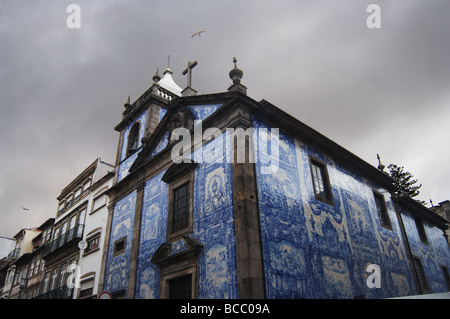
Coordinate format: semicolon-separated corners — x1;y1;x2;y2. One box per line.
414;216;429;244
78;208;86;226
34;258;41;276
373;191;392;228
92;195;107;212
50;268;58;291
74;187;82;203
113;237;126;257
69;215;76;230
172;183;190;233
29;261;35;277
82;179;91;196
58;201;65;215
86;236;100;253
164;166;196;241
42;271;50;293
309;158;333;204
79;287;94;299
441;266;450;291
65;195;73;210
53;227;60;240
413;256;430;294
61;221;68;235
169;274;192;299
58;263;67;288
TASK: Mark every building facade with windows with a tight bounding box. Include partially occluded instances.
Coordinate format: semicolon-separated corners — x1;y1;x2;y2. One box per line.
98;60;450;299
20;218;55;299
76;163;114;299
0;228;41;299
34;158;114;299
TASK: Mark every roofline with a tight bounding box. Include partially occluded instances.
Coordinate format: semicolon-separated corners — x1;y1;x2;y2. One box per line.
256;99;450;229
57;158;99;200
395;195;449;230
258;99;395;190
12;228;40;240
114;86;173;132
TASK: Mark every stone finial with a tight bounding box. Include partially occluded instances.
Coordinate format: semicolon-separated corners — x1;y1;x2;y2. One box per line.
153;68;161;83
124;95;132;109
228;57;247;94
229;57;244;84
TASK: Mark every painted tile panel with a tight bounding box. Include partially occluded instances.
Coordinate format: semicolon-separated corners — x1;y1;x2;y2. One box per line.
135;171;168;299
401;210;450;293
117;149;141;182
148;131;169;160
194;160;238;299
253;119;418;298
103;191;137;295
134;132;238;299
187;104;222;122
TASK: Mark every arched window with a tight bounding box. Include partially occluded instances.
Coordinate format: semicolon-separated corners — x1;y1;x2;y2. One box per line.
126;122;140;156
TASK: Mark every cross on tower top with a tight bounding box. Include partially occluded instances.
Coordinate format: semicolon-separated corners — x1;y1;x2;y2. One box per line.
181;60;198;96
182;60;198;88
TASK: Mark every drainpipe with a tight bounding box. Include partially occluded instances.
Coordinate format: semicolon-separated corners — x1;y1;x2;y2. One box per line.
391;193;423;295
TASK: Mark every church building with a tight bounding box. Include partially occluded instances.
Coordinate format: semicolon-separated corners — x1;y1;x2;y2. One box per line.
98;59;450;299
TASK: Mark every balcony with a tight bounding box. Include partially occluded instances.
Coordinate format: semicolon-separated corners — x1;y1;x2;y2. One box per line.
6;248;20;261
42;224;84;258
34;285;74;300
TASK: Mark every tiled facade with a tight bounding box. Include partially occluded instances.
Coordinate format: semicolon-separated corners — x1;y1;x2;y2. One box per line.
254;119;418;298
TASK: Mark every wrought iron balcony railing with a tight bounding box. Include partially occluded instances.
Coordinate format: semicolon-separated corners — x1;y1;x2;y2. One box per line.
42;224;84;258
34;285;74;300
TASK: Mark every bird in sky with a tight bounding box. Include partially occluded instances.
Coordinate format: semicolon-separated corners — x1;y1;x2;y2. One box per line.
21;206;30;211
191;30;206;38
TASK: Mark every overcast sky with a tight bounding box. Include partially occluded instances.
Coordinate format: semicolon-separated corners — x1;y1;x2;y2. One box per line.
1;0;449;238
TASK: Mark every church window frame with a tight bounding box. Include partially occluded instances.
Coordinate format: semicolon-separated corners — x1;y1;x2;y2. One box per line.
165;273;193;299
126;121;141;156
373;190;392;229
309;156;333;205
166;172;194;241
414;216;429;245
113;237;126;257
412;255;430;294
157;255;199;299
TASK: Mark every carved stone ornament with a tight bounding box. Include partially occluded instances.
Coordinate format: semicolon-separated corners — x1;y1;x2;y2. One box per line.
168;103;194;134
151;236;204;267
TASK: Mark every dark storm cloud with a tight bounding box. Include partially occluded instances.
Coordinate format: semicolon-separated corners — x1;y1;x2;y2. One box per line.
1;0;449;237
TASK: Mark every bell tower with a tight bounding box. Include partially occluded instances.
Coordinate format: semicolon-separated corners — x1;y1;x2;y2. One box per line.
113;66;183;184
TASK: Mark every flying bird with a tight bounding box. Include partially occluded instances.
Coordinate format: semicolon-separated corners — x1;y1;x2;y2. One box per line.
191;30;205;38
21;206;30;211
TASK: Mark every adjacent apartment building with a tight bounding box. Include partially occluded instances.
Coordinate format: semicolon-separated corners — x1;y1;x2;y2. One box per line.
34;158;113;299
0;158;114;299
0;228;41;298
